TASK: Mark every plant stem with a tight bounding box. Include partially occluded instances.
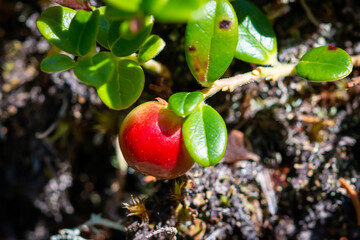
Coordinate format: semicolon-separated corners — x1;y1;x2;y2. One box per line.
339;177;360;226
300;0;320;27
201;63;297;99
82;214;125;231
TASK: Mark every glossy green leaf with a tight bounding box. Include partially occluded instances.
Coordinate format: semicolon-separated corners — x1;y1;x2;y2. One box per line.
232;0;277;65
97;7;111;49
183;104;227;166
137;35;165;63
108;16;154;57
169;92;204;117
104;5;136;21
40;54;75;72
142;0;206;22
185;0;238;86
68;9;100;56
104;0;142;13
36;6;77;54
74;52;115;87
296;46;353;82
97;60;145;110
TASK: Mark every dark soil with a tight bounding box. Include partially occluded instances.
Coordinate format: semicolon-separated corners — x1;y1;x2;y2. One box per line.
1;0;360;239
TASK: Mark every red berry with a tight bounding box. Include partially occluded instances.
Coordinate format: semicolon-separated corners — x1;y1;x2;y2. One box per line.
119;101;194;179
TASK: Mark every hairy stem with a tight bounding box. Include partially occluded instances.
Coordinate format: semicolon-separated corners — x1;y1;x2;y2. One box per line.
201;63;297;99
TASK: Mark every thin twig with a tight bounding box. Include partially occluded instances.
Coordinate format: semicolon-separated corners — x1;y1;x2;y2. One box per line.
339;178;360;226
201;63;297;99
300;0;320;27
201;72;259;99
35;98;68;139
82;214;125;231
145;227;178;240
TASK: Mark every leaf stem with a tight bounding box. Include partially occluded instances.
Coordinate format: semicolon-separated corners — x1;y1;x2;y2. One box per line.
201;63;297;99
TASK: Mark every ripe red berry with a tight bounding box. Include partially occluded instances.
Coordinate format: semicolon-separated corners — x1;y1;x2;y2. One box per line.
119;101;194;179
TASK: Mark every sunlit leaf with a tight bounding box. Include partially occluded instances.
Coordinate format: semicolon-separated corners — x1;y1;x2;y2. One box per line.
108;16;154;57
185;0;238;86
68;9;100;56
104;0;142;13
232;0;277;65
40;54;75;72
168;92;204;117
74;52;115;87
142;0;206;22
36;6;77;54
183;104;227;166
97;60;145;110
296;46;353;82
104;5;137;21
137;35;165;63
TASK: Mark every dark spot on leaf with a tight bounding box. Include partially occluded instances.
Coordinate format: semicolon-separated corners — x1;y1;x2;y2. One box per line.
188;45;196;52
328;46;338;51
219;20;231;29
195;68;200;72
129;18;144;34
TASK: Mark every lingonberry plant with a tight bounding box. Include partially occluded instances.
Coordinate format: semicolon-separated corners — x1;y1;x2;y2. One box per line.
37;0;353;179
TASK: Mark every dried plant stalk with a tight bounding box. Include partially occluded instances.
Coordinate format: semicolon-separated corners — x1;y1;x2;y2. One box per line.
339;177;360;226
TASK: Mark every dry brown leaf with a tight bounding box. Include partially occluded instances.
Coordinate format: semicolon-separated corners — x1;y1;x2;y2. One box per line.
223;130;260;163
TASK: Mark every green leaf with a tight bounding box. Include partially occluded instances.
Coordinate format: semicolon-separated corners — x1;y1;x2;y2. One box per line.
74;52;116;87
183;104;227;166
36;6;77;54
97;60;145;110
97;7;111;49
185;0;238;86
68;9;100;56
295;46;353;82
232;0;277;65
137;35;165;63
104;5;136;21
104;0;142;13
40;54;75;72
142;0;206;22
108;16;154;57
168;92;204;117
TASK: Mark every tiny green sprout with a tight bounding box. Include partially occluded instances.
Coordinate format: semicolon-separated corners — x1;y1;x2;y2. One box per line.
168;91;204;118
220;195;229;207
169;179;187;202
